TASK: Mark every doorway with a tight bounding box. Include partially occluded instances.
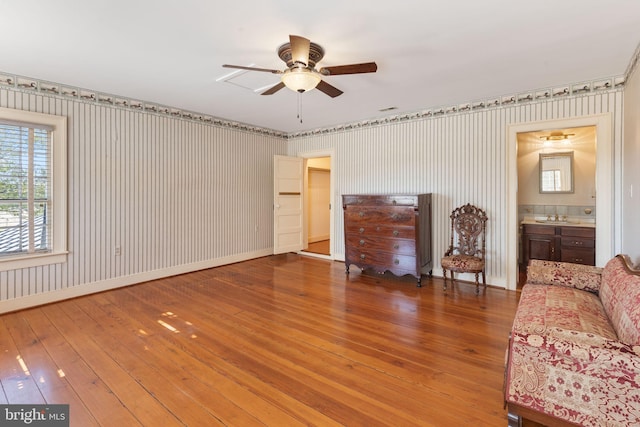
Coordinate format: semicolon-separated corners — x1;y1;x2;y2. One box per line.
506;114;614;291
305;160;331;255
299;151;334;259
516;126;597;287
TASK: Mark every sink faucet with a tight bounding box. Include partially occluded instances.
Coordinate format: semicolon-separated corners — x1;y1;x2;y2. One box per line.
554;214;559;221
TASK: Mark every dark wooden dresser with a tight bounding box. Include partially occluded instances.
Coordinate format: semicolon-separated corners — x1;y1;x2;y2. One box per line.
342;194;432;286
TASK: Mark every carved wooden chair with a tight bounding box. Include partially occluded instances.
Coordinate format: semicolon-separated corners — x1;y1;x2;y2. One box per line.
441;203;488;294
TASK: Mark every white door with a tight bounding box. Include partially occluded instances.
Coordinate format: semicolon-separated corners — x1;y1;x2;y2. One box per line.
273;155;304;254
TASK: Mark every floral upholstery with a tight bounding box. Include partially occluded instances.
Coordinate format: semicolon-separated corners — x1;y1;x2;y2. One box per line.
526;260;602;294
440;254;484;273
600;256;640;346
512;284;618;339
505;255;640;426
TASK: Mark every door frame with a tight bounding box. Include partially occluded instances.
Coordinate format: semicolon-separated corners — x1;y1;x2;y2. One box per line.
506;113;616;290
298;148;335;260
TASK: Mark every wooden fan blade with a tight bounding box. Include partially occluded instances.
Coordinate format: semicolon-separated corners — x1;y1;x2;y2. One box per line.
261;82;285;95
222;64;282;74
319;62;377;76
315;80;343;98
290;35;311;66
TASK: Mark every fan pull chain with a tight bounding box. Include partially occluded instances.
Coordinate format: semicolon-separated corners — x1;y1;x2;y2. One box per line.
297;92;303;123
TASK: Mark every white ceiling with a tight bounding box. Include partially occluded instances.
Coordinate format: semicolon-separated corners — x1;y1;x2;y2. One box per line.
1;0;639;134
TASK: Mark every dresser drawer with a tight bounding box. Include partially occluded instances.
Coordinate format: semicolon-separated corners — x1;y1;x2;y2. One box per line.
346;247;417;272
344;205;415;226
560;226;595;238
561;237;595;249
345;222;416;239
342;194;419;207
560;248;595;265
346;234;416;255
522;224;556;236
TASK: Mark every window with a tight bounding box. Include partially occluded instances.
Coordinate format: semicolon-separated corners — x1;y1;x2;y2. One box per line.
0;107;67;271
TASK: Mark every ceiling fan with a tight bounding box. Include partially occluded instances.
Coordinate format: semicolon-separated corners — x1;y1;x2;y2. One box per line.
222;35;377;98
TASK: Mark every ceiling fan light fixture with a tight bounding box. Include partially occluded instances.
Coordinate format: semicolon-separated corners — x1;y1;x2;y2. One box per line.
281;68;321;93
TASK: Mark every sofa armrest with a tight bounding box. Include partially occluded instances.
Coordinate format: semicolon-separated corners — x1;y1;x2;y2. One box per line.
526;260;603;293
506;328;640;426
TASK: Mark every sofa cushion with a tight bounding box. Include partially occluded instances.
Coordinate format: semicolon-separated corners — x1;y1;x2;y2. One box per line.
600;255;640;346
513;284;617;340
526;260;602;293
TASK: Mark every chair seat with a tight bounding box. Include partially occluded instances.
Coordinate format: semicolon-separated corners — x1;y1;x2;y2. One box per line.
441;255;484;273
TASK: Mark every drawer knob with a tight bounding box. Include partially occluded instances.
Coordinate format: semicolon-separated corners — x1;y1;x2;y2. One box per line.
359;239;365;245
393;230;399;237
574;241;583;245
394;259;400;265
391;213;399;220
359;211;365;217
393;244;399;249
392;200;397;205
360;254;366;259
359;227;365;233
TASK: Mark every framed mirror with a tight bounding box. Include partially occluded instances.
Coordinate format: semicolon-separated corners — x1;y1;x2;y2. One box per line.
539;151;574;193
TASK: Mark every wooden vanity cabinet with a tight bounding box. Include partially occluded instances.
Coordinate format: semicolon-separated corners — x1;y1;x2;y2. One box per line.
342;194;432;286
560;226;596;265
522;224;559;265
522;223;595;266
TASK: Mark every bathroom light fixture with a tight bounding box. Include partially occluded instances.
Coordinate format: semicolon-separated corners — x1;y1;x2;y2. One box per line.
280;67;322;93
539;130;575;143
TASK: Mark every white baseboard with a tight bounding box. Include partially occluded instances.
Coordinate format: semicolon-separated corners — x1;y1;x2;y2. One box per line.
0;248;273;314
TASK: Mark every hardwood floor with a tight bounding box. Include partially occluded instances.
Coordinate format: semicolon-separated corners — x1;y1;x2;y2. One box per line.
304;239;330;255
0;254;521;426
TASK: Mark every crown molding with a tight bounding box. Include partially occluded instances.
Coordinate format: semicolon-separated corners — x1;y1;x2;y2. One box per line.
286;75;625;139
0;71;288;139
0;68;629;141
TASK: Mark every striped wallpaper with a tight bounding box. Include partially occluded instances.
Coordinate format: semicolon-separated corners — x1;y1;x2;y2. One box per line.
0;76;629;310
0;87;286;312
287;90;624;288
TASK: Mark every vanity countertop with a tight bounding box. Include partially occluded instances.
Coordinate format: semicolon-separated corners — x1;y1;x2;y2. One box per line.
521;217;595;228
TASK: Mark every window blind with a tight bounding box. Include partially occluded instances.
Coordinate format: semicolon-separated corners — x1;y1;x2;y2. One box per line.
0;121;51;256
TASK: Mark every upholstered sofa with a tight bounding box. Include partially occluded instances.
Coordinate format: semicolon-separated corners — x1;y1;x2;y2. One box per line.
505;254;640;427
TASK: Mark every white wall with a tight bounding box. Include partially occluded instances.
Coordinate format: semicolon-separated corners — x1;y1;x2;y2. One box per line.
0;87;286;312
623;53;640;265
287;90;624;288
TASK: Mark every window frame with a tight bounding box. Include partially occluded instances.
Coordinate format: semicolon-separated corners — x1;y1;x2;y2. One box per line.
0;107;67;271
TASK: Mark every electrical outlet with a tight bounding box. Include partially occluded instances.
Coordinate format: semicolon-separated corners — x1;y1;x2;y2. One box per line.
114;246;121;256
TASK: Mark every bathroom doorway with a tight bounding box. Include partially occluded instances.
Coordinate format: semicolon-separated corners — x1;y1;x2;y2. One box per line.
506;113;614;291
516;126;597;287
